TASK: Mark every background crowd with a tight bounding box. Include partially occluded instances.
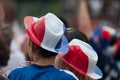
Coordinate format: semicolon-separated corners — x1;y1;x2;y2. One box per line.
0;0;120;80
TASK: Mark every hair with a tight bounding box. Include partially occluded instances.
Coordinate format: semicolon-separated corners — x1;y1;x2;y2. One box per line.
0;38;10;68
55;28;92;80
29;39;57;59
65;28;90;44
0;25;12;68
21;38;30;61
0;24;13;46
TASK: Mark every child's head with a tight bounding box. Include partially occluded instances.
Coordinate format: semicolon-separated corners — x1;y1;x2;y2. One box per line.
55;28;102;80
55;39;103;80
24;13;69;61
55;55;87;80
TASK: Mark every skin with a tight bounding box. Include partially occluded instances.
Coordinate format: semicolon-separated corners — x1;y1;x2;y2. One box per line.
78;0;92;39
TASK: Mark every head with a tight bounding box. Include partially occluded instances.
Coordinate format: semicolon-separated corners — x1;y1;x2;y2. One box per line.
0;38;10;68
55;28;98;80
0;24;12;68
28;39;57;62
55;55;90;80
55;39;102;80
24;13;68;62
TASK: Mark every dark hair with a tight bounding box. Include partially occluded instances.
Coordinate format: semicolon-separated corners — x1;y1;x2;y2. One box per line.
109;36;117;46
65;28;90;43
0;24;13;46
0;38;10;67
30;39;57;59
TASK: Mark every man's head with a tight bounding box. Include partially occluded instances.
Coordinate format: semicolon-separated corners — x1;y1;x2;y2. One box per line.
24;13;68;61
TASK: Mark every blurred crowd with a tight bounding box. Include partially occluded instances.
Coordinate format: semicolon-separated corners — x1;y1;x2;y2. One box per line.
0;0;120;80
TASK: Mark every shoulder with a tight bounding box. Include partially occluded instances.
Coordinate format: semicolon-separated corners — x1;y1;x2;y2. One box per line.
57;69;78;80
8;67;22;79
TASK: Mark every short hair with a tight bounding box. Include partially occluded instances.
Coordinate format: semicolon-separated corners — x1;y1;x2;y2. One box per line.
29;39;57;59
0;38;10;67
65;28;89;43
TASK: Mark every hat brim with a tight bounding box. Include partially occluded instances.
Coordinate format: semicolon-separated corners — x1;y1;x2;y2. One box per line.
87;66;103;79
60;55;103;79
24;16;39;29
24;16;41;46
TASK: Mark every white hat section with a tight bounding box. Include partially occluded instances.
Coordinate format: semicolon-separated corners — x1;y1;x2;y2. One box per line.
69;39;103;79
33;17;39;22
103;26;116;35
41;13;67;53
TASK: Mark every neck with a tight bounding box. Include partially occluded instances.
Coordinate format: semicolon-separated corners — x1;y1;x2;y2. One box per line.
34;57;55;66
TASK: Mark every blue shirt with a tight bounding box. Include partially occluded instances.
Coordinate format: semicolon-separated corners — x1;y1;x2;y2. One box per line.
8;64;77;80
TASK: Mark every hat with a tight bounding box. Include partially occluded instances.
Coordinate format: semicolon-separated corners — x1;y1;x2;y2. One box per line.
101;26;116;40
24;13;68;54
60;39;103;79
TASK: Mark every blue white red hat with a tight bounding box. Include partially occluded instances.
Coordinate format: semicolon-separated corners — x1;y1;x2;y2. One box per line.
24;13;68;54
60;39;103;79
101;26;116;40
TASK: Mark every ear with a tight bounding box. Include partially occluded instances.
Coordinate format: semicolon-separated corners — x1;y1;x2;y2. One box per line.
29;40;36;52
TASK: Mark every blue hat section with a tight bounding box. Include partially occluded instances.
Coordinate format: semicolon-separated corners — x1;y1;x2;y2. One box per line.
55;35;69;54
63;24;66;32
94;66;103;78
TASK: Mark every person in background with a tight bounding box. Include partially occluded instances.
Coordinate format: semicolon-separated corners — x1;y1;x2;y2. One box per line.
78;0;120;79
1;25;25;74
0;32;10;69
8;13;78;80
55;28;103;80
0;29;10;80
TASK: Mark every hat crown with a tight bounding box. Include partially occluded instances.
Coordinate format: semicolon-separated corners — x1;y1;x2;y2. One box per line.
69;39;98;60
69;39;98;73
45;13;64;35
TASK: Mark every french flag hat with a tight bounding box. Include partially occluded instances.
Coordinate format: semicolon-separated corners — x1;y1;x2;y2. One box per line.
24;13;68;54
60;39;103;79
101;26;116;40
